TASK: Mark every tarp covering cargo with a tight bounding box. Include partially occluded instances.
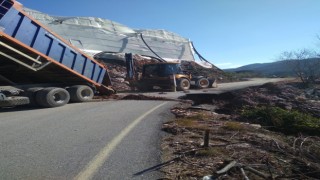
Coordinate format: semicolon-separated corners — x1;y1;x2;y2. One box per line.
23;8;195;61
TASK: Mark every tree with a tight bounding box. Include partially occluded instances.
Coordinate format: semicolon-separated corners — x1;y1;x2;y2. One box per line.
279;48;320;86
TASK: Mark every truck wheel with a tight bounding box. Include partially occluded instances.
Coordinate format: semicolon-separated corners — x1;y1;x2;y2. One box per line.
196;77;209;88
36;87;70;108
0;96;30;107
177;78;190;91
67;85;94;102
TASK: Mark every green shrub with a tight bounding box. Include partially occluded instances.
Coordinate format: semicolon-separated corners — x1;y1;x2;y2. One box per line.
242;107;320;135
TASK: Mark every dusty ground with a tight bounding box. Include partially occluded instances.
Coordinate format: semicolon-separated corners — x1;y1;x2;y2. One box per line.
160;80;320;179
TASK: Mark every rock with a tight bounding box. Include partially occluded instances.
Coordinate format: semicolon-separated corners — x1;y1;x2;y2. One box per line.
227;143;251;149
305;88;315;96
249;123;262;129
305;88;320;100
112;78;125;83
188;104;218;111
202;175;215;180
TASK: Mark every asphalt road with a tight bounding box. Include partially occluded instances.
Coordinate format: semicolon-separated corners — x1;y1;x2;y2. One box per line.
0;100;175;179
0;78;291;179
127;78;292;99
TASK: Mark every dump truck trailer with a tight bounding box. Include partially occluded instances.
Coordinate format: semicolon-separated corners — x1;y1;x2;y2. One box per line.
0;0;113;108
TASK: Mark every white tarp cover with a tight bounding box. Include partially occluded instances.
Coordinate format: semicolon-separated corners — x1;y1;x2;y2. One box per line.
23;8;195;60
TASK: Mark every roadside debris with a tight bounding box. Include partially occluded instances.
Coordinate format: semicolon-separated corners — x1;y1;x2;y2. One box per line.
161;80;320;179
121;94;171;101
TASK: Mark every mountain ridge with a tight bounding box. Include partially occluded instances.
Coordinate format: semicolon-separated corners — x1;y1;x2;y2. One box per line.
224;58;320;76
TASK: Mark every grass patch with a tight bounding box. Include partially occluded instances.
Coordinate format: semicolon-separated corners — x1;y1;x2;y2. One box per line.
242;107;320;135
187;113;211;120
176;119;198;127
175;113;211;129
223;121;246;131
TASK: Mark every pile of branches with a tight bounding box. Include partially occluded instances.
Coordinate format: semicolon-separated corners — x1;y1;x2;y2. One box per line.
161;88;320;179
205;81;320;118
162;83;320;179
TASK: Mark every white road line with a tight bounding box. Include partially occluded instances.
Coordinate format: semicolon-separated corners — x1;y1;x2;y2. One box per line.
74;102;168;180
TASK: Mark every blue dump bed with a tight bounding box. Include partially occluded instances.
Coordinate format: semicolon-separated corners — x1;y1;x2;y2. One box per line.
0;0;113;94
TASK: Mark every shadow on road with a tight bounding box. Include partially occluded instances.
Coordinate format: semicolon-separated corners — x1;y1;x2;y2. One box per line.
132;157;180;177
0;106;42;112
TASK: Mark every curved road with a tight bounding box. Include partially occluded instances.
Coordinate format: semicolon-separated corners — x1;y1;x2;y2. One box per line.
0;78;290;179
0;100;175;179
135;78;292;99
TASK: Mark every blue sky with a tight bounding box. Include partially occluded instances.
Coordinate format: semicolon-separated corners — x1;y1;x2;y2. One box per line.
17;0;320;69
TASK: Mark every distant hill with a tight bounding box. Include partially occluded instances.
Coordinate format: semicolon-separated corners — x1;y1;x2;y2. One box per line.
224;58;320;77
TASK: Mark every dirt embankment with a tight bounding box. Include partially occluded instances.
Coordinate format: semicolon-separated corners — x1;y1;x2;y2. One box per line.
161;81;320;179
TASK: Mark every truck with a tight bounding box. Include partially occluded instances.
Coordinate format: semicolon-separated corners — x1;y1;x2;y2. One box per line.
138;62;215;91
125;53;216;91
0;0;114;108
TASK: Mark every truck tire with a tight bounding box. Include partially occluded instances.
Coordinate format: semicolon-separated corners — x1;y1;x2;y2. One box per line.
196;77;209;88
67;85;94;102
177;78;190;91
0;96;30;107
36;87;70;108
